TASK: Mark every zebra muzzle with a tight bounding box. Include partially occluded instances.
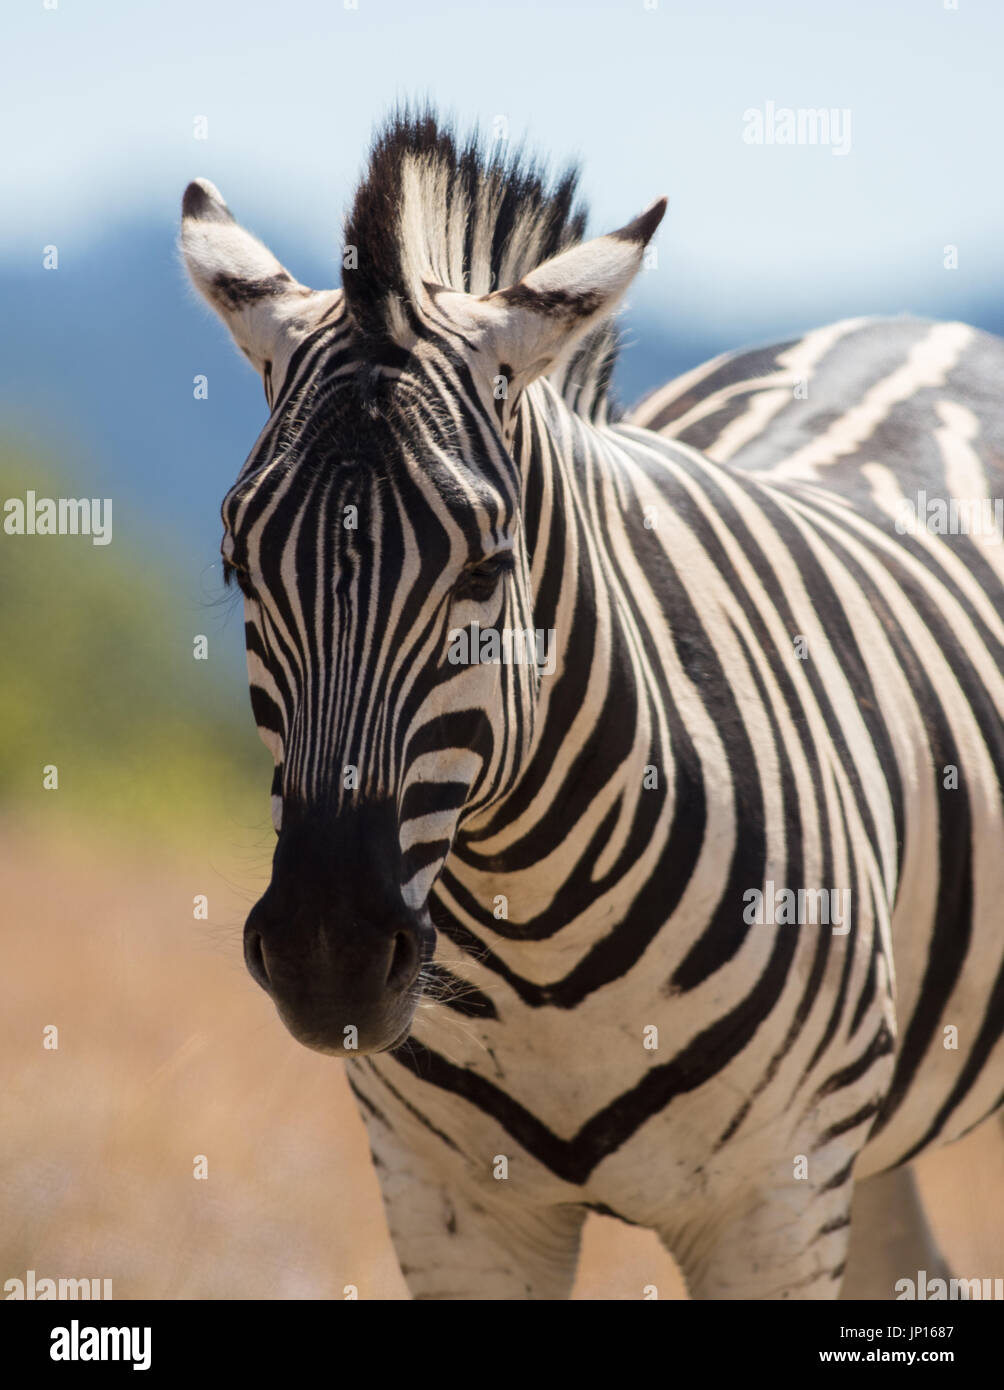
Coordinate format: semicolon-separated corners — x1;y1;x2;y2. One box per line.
242;896;434;1057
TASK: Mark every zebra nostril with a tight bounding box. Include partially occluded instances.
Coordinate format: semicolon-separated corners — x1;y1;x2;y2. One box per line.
245;928;271;991
386;929;419;990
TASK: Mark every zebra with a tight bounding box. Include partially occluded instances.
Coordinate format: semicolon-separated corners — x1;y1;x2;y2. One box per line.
181;112;1004;1300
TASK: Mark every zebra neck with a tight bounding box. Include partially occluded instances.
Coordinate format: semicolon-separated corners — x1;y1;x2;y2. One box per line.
447;386;686;935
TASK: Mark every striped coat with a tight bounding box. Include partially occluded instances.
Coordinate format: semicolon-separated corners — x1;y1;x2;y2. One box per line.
181;115;1004;1299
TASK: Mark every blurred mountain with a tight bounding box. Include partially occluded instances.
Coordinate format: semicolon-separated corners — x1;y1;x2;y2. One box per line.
0;448;268;845
1;221;264;577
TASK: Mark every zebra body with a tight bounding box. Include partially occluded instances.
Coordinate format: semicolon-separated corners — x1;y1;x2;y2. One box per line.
181;115;1004;1299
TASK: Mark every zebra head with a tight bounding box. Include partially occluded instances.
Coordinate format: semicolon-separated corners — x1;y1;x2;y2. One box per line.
181;116;664;1056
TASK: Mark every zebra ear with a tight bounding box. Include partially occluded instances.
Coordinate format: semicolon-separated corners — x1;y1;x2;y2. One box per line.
180;179;315;375
474;197;667;389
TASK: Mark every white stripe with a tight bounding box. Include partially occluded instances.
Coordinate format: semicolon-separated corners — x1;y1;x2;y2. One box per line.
709;318;869;461
768;322;974;483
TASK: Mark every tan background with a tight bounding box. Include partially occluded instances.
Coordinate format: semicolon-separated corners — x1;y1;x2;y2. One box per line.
3;824;1002;1300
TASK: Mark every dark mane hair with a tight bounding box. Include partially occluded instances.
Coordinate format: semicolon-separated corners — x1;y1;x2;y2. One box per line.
341;108;621;421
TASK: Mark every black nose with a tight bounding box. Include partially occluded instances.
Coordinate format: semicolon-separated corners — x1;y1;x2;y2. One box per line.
242;805;435;1055
243;904;429;1055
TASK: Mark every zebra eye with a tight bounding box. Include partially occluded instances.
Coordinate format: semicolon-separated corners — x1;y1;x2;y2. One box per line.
455;551;515;602
222;553;257;599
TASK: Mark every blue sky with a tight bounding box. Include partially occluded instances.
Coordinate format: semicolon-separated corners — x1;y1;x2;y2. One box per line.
5;0;1003;329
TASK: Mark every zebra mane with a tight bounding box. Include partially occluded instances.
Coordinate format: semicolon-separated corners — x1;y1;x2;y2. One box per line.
342;109;621;421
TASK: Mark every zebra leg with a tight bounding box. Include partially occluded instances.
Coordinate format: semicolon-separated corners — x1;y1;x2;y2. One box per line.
663;1162;858;1300
840;1163;950;1300
357;1097;585;1298
374;1148;585;1299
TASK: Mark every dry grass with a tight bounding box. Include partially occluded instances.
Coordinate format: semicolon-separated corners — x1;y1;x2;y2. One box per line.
2;821;997;1300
